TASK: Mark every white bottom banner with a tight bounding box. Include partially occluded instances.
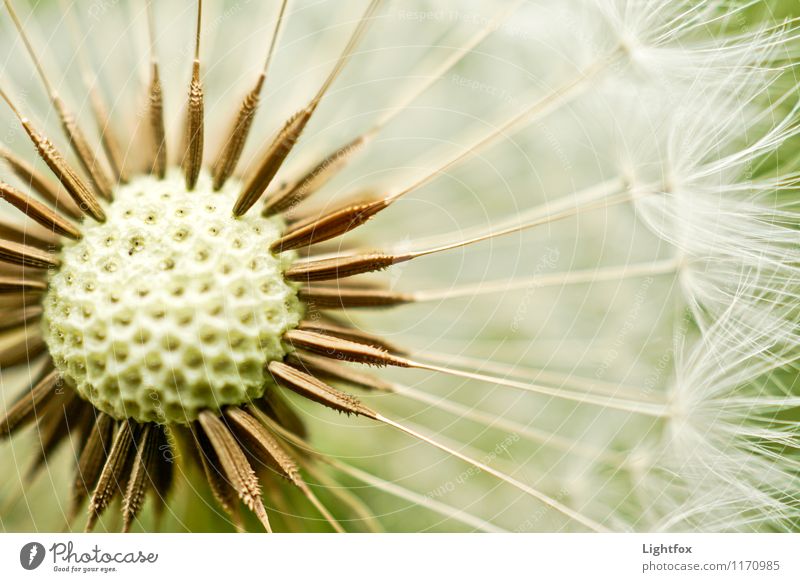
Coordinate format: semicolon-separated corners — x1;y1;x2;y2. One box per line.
0;533;797;581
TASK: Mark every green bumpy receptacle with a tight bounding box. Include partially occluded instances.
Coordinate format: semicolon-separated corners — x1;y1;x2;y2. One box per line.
42;170;303;424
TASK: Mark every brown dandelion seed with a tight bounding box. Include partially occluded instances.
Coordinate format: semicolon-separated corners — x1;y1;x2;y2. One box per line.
0;146;83;219
271;195;391;252
86;421;138;532
268;361;377;418
145;1;168;179
298;285;413;309
17;118;106;222
0;181;82;239
192;423;245;530
284;251;405;282
225;407;301;484
284;329;409;368
122;424;161;532
0;239;59;269
181;0;205;191
70;412;115;520
197;411;272;532
287;351;393;392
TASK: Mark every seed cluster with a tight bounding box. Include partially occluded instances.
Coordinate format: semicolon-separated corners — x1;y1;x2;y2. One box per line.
42;171;303;424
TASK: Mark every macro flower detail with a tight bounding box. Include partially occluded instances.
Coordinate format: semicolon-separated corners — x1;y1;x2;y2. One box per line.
0;0;798;535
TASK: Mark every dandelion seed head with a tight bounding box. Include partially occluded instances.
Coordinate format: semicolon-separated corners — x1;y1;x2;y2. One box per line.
0;0;796;534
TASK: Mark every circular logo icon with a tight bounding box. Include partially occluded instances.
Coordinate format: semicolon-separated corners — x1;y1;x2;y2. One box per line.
19;542;46;570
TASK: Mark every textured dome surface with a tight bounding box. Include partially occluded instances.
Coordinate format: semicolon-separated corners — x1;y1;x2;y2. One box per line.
42;171;302;423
